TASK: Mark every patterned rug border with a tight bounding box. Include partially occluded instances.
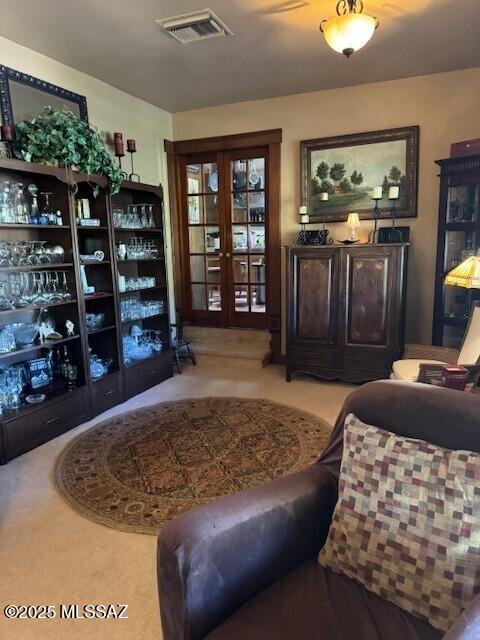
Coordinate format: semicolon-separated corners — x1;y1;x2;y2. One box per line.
54;396;332;536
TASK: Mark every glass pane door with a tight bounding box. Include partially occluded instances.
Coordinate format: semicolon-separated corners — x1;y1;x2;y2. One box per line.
185;160;225;322
442;180;479;344
447;183;479;223
227;153;268;326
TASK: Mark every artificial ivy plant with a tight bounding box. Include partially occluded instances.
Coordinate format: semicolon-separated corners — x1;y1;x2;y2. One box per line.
14;106;123;194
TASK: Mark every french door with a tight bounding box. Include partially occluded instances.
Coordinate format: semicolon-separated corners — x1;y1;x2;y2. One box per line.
180;147;271;329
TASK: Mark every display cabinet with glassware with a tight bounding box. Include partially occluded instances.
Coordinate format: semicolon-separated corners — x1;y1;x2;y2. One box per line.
433;155;480;347
70;171;124;415
0;159;172;463
0;159;89;462
111;181;171;400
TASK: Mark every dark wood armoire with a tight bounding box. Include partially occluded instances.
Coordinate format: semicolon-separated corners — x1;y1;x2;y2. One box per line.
286;243;409;383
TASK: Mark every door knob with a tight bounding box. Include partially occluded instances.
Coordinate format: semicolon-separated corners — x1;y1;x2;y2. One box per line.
226;252;231;258
219;252;224;258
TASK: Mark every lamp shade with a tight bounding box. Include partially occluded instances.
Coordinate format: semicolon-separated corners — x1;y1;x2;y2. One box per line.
347;213;360;228
445;255;480;289
321;13;377;57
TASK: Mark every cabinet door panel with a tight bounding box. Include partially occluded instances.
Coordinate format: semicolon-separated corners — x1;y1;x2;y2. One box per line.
345;253;392;346
296;254;336;343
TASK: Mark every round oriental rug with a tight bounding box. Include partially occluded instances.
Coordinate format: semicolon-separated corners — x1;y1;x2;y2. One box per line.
55;397;332;535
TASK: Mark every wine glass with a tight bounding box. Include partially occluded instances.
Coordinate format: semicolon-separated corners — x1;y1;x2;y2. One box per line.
0;282;13;310
32;272;49;306
59;271;71;300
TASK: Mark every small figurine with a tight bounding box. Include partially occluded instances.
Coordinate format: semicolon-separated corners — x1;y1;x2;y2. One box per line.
38;322;51;343
65;320;75;337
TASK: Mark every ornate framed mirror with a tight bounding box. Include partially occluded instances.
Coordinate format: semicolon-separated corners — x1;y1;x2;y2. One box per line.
0;65;88;127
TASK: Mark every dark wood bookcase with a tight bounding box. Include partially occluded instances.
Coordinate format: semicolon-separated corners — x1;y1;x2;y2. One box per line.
0;159;172;463
433;155;480;347
111;181;171;399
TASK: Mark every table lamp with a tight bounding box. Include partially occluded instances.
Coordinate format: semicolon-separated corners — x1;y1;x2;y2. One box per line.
445;253;480;289
347;213;360;242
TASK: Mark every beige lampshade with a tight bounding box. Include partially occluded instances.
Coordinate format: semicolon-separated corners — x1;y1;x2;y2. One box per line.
444;255;480;289
321;13;378;57
347;213;360;228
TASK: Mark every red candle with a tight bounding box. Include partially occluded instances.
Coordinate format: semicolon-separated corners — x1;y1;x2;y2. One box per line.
114;141;125;157
127;139;136;153
114;132;123;140
1;125;14;141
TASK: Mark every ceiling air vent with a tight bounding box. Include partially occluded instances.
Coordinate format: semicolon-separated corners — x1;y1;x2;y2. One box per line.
157;9;233;45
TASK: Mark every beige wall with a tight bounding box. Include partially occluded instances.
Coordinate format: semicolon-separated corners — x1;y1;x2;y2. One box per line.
0;36;176;313
173;68;480;345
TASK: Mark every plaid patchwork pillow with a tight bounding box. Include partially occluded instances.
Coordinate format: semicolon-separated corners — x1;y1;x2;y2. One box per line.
318;414;480;632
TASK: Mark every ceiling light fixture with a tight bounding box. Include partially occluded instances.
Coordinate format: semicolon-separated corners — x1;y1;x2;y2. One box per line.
320;0;379;58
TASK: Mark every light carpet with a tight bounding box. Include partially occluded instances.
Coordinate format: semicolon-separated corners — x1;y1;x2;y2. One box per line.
0;363;353;640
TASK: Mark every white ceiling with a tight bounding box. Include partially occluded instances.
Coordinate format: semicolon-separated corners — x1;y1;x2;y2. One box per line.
0;0;479;113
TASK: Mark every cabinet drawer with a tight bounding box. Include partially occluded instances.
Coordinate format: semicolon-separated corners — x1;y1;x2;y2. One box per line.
1;389;88;463
91;371;124;417
124;352;173;399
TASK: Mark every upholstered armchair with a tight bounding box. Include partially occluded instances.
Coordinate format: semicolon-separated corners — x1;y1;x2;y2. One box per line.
157;380;480;640
392;302;480;383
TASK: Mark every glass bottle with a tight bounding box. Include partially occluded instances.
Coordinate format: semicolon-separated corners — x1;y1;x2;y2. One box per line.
27;184;39;224
60;345;71;379
0;180;11;223
39;192;53;225
14;183;29;224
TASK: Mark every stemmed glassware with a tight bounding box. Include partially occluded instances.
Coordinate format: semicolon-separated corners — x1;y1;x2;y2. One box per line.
118;237;159;260
113;204;156;229
120;297;164;322
0;241;65;266
0;271;73;309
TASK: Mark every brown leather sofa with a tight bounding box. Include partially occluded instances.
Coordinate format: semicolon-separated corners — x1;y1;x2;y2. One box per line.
157;380;480;640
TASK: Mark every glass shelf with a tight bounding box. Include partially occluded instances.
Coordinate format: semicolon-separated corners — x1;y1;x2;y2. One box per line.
121;312;167;326
117;258;164;264
0;223;70;230
84;292;114;301
114;227;162;233
0;299;77;317
0;334;80;361
123;349;166;369
0;262;74;272
87;324;117;336
119;285;166;295
0;385;86;424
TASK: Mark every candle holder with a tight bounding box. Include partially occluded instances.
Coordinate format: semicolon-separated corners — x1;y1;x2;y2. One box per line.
113;132;128;181
390;198;397;229
127;139;140;182
295;202;332;246
368;197;382;243
388;198;403;242
296;207;309;245
0;125;15;159
115;153;128;181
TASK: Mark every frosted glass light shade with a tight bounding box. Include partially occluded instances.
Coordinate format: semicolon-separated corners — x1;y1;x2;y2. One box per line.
322;13;377;57
444;255;480;289
347;213;360;228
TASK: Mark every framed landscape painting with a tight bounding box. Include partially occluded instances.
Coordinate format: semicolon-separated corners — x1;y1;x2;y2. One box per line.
300;126;419;222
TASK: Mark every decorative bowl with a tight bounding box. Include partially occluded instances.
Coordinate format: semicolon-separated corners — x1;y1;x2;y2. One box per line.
85;313;105;331
7;323;39;347
26;393;46;404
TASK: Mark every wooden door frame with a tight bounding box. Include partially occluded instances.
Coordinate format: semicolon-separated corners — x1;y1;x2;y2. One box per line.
165;129;282;361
